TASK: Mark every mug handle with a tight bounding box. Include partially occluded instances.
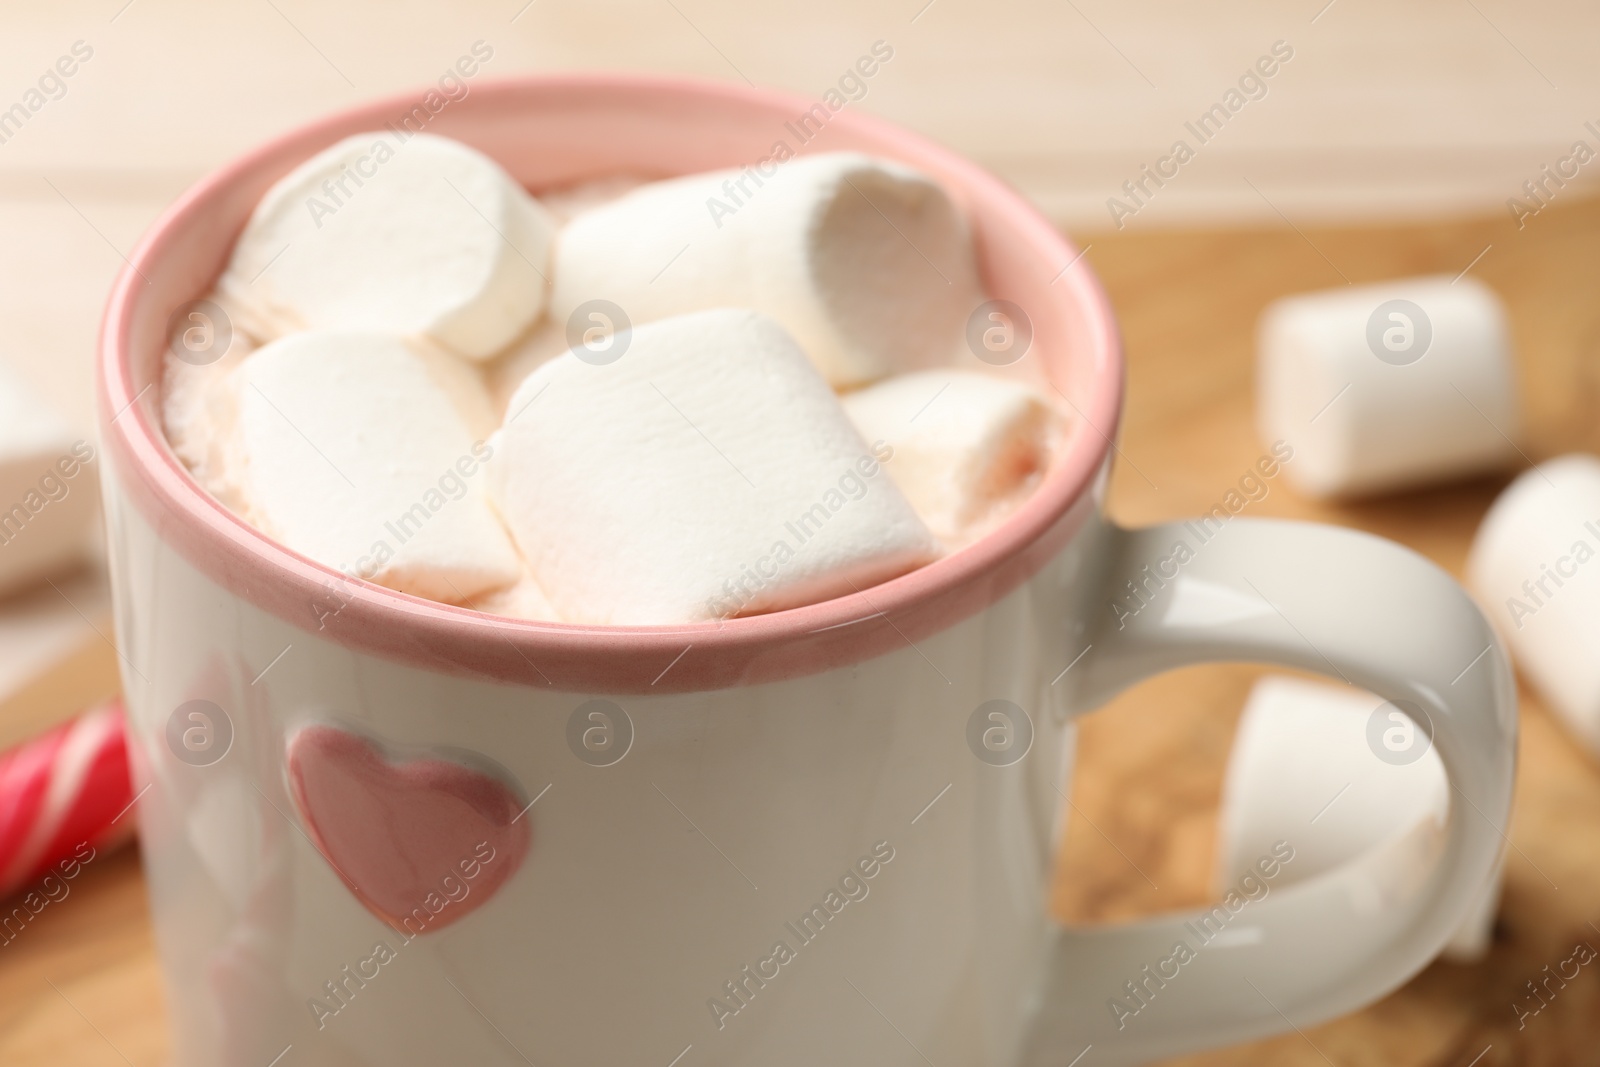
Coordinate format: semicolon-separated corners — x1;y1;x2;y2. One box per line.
1020;518;1515;1066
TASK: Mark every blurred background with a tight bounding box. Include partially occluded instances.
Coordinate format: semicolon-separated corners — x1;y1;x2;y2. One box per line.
4;0;1598;427
3;1;1599;1064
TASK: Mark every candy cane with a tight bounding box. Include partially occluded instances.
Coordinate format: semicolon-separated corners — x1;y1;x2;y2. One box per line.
0;700;133;899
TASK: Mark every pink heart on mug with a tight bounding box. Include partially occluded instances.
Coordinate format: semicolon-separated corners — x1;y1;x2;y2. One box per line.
286;725;531;933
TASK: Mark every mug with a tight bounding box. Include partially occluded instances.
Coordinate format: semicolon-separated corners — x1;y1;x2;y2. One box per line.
98;74;1514;1067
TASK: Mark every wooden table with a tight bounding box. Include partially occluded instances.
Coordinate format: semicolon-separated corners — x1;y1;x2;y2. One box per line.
6;194;1599;1066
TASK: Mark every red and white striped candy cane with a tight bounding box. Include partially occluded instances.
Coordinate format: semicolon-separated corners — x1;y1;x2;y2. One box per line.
0;700;133;899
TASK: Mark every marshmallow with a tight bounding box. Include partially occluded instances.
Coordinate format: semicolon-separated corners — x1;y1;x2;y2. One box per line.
549;152;981;387
1468;455;1600;752
228;332;521;602
472;570;560;622
1256;276;1517;498
842;370;1060;546
1217;675;1500;962
219;132;556;360
0;360;97;596
487;309;939;624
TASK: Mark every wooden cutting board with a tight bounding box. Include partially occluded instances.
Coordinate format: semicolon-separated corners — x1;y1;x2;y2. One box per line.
4;193;1598;1066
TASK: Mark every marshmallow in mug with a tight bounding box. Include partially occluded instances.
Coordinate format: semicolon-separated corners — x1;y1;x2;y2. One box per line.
223;331;522;603
1468;454;1600;753
0;361;98;596
1216;675;1500;962
487;309;939;625
550;152;982;387
1256;276;1517;498
219;132;557;361
842;369;1060;546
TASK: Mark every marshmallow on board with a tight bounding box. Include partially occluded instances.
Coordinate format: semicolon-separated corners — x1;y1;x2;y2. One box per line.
226;331;522;603
487;309;940;625
0;360;98;597
1256;276;1516;498
1469;454;1600;754
1216;675;1501;962
842;369;1060;546
549;152;982;388
219;132;556;361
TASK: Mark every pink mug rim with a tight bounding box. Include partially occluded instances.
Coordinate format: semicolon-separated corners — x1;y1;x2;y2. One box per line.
97;72;1123;695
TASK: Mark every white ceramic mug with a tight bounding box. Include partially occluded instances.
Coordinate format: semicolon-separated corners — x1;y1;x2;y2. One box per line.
98;75;1514;1067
